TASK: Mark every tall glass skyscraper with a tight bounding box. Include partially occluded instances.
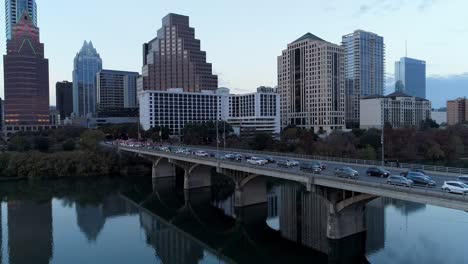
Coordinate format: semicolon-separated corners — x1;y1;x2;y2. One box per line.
72;41;103;117
5;0;37;40
342;30;385;128
395;57;426;99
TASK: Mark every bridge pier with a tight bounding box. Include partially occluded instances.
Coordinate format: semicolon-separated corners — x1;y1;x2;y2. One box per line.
220;169;268;207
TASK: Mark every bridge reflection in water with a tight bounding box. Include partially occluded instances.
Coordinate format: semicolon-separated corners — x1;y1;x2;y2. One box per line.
121;174;387;263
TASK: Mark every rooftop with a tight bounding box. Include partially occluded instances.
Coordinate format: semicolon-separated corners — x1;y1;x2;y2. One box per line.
362;91;429;102
292;33;325;44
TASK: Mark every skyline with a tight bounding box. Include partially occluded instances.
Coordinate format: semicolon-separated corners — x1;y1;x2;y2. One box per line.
0;0;467;107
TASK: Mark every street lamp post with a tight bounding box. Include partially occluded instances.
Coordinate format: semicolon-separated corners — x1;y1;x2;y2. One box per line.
381;121;385;166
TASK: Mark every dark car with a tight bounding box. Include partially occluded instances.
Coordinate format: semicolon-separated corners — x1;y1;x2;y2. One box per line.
458;176;468;185
405;172;436;187
264;156;276;164
300;163;321;174
334;167;359;179
366;167;390;178
386;175;413;187
315;161;327;170
400;169;427;177
225;153;242;161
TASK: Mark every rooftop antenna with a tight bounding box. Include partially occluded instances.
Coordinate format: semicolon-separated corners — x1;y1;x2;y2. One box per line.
405;40;408;57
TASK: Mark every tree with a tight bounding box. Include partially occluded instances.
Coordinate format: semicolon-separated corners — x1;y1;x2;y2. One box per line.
249;133;274;151
420;118;440;130
8;136;31;152
34;136;50;152
62;139;76;151
80;130;105;151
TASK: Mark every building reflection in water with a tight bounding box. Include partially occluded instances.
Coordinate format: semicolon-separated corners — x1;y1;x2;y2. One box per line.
75;194;139;241
365;198;385;254
7;200;53;264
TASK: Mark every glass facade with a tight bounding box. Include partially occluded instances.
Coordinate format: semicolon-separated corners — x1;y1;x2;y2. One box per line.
343;30;385;128
72;41;103;117
395;57;426;99
5;0;37;40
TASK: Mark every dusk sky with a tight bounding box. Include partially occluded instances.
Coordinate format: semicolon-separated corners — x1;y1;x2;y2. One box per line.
0;0;466;107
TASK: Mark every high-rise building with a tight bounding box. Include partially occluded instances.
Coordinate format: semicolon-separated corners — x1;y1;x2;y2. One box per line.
73;41;102;117
342;30;385;128
447;98;468;126
5;0;37;41
3;11;49;126
395;57;426;99
138;13;218;93
56;81;73;120
278;33;345;133
97;70;139;110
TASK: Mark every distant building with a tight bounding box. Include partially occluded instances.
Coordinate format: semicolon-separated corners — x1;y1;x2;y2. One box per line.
138;13;217;93
49;107;61;126
73;41;102;117
5;0;37;40
56;81;73;120
278;33;345;133
360;92;431;129
447;98;468;126
395;57;426;99
3;11;49;127
431;108;447;125
226;87;280;136
97;70;139;111
342;30;385;128
139;88;222;137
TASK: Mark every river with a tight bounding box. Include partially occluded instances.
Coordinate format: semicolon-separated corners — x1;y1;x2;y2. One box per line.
0;176;466;264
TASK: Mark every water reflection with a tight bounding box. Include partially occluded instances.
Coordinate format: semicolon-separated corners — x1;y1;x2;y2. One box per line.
8;200;53;264
0;177;465;263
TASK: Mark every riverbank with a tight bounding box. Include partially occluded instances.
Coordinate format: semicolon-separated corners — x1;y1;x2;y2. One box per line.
0;148;151;179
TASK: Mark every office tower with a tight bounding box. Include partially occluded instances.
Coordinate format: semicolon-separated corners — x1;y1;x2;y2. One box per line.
3;11;49;126
5;0;37;40
395;57;426;99
97;70;139;111
56;81;73;120
447;98;468;125
278;33;345;133
342;30;385;128
138;13;218;93
72;41;103;117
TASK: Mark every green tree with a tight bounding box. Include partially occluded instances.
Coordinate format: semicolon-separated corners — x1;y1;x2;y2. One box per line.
62;139;76;151
34;136;50;152
8;136;31;152
80;130;105;151
249;133;274;151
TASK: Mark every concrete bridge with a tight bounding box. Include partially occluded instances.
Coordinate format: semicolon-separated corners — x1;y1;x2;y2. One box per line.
118;145;468;240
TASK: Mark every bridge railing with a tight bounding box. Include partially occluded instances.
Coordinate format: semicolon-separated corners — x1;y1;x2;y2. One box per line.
123;146;468;204
167;144;468;176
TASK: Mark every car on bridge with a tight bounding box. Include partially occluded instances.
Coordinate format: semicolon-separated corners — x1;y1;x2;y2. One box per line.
264;157;275;164
195;150;209;157
386;175;413;187
277;160;295;168
366;167;391;178
458;176;468;185
334;167;359;179
442;181;468;195
400;169;427;177
247;157;268;166
300;163;321;174
225;154;242;161
287;160;300;166
405;172;436;187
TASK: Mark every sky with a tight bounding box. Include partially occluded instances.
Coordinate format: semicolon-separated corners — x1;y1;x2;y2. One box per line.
0;0;467;108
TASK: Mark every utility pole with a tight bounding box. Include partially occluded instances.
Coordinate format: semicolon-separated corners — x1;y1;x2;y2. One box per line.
381;121;385;166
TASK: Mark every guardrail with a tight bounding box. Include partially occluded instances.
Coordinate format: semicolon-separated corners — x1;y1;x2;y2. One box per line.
162;144;468;176
120;146;468;206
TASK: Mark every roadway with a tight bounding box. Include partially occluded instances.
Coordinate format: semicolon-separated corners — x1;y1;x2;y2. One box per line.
114;142;468;211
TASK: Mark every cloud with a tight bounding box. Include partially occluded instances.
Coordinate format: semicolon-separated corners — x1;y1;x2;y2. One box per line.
356;0;437;16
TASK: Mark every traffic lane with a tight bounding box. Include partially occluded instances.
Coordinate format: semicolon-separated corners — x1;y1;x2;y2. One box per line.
133;145;452;193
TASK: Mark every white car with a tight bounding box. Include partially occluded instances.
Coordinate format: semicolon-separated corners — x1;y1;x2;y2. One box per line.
442;181;468;195
195;150;209;157
247;157;268;166
287;160;300;166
